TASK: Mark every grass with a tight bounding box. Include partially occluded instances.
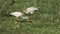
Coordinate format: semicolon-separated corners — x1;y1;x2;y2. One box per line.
0;0;60;34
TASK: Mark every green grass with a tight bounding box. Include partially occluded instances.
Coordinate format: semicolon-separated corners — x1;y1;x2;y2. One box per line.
0;0;60;34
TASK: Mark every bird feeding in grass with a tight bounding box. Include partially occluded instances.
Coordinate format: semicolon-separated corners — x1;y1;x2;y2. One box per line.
10;11;30;22
10;12;23;18
23;7;39;14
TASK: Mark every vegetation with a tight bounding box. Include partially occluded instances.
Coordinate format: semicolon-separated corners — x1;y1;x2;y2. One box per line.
0;0;60;34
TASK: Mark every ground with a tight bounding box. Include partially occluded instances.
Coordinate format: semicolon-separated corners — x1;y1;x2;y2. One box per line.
0;0;60;34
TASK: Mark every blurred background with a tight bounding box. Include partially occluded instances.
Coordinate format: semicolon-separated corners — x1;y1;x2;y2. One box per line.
0;0;60;34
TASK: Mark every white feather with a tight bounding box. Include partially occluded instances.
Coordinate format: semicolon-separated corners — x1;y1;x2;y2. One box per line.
10;11;29;19
26;7;38;14
10;12;23;18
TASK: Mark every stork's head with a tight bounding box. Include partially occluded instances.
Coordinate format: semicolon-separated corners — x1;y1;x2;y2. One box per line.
22;9;27;14
22;16;31;22
22;16;29;19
